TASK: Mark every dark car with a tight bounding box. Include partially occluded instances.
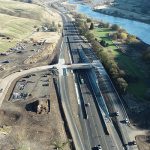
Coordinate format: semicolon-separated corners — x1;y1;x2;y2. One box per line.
92;145;102;150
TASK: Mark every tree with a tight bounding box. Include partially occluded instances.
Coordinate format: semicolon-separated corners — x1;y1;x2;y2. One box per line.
111;24;120;31
126;34;137;43
85;32;95;42
117;78;128;93
110;67;120;79
100;40;108;47
119;70;126;77
91;40;103;52
89;22;94;30
118;32;128;40
104;23;110;28
87;18;92;23
111;33;118;40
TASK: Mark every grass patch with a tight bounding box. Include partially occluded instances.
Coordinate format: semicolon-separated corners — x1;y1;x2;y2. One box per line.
1;14;40;37
0;0;55;52
0;13;40;51
128;82;148;99
92;27;148;100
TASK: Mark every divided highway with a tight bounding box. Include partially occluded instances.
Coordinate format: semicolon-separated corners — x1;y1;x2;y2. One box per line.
55;2;138;150
59;9;123;150
0;2;138;150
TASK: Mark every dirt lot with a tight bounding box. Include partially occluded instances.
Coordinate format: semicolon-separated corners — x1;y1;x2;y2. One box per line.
136;135;150;150
0;34;61;79
0;42;45;78
0;70;71;150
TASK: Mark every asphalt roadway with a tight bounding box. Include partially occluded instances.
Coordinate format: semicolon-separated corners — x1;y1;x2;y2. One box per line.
0;2;138;150
61;13;123;150
57;4;138;150
81;34;138;150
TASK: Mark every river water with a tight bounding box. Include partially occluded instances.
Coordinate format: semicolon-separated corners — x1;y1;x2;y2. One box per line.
68;0;150;45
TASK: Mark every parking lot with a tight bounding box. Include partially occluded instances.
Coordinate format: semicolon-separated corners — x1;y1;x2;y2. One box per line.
10;70;54;102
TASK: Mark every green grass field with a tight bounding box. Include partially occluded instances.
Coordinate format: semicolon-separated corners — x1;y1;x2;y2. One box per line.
91;27;148;100
0;13;40;51
0;0;51;52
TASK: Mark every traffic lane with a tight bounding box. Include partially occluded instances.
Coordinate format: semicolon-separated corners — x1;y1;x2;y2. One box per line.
80;71;110;150
68;36;80;63
59;75;86;150
98;75;133;149
74;72;92;150
96;65;128;120
78;106;92;150
81;84;100;147
66;20;125;149
63;14;126;149
86;70;125;150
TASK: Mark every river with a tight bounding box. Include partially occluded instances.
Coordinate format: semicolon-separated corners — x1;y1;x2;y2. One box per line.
68;0;150;45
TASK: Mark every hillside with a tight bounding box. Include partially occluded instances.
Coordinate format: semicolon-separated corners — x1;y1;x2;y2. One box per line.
77;0;150;24
0;0;61;52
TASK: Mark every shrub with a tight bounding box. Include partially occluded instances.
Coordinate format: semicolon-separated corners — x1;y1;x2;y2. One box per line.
87;18;92;23
100;40;108;47
116;78;128;93
111;24;120;31
126;34;137;43
118;32;128;40
89;22;94;30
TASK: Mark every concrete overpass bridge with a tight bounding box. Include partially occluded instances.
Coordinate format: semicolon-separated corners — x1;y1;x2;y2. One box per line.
64;61;100;70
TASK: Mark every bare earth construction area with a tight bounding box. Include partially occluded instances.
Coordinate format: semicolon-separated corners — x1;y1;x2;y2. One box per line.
0;70;70;150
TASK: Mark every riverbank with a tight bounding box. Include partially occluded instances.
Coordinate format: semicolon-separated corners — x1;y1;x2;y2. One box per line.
94;8;150;25
91;27;149;100
74;8;149;112
74;14;150;149
72;3;150;45
75;0;150;25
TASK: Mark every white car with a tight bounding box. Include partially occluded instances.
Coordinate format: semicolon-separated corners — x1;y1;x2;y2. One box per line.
97;145;102;150
115;111;119;116
125;118;130;125
92;145;102;150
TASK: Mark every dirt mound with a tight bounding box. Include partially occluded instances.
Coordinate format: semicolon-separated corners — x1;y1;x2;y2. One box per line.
136;135;150;150
25;99;50;114
24;43;55;64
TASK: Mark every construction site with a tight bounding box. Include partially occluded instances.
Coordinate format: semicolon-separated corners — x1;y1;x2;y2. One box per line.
0;69;71;150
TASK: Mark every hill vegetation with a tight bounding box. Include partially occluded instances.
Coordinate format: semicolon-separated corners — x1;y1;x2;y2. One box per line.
79;0;150;24
74;14;150;102
0;0;55;51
